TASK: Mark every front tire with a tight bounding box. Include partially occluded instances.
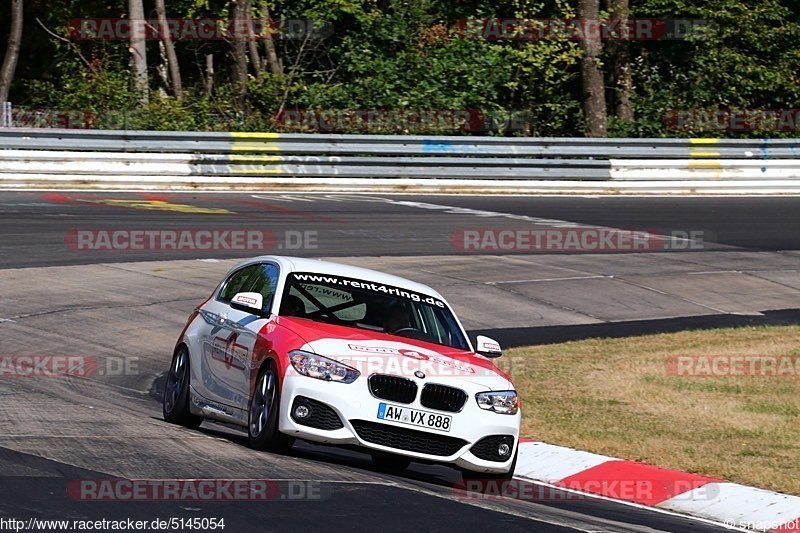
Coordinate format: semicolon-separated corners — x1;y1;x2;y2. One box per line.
248;364;294;453
162;345;202;428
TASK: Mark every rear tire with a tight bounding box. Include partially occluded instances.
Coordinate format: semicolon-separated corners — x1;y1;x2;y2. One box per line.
248;363;294;453
371;452;412;472
162;345;202;429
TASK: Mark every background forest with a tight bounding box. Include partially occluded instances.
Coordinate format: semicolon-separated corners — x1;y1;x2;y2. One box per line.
1;0;799;136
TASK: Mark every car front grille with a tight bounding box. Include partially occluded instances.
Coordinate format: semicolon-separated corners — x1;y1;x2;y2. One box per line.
350;420;467;457
420;383;468;412
469;435;516;462
368;374;417;404
290;396;344;430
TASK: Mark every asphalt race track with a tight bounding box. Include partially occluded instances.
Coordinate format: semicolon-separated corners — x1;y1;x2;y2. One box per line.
1;192;799;268
2;191;800;532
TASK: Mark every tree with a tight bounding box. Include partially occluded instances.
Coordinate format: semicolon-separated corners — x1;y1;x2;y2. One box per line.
230;0;250;103
245;0;262;74
606;0;633;123
155;0;182;100
577;0;607;136
128;0;149;104
0;0;24;104
261;3;283;75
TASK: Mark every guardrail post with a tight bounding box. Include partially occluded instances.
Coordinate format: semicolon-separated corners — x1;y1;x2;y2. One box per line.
1;102;11;127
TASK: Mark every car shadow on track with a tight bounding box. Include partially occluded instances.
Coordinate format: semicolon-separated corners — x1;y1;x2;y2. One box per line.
193;420;463;488
148;371;470;490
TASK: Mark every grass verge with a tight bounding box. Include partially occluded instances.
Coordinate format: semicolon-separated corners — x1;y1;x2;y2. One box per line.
498;325;800;495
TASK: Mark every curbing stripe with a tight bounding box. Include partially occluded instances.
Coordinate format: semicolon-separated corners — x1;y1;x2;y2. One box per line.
514;441;612;483
657;483;800;532
515;440;800;531
556;459;717;507
774;516;800;532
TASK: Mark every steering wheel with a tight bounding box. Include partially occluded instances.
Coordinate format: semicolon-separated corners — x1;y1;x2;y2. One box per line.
392;327;421;335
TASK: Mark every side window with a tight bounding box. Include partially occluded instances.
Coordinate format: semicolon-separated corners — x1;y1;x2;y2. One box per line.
247;263;280;312
218;265;260;303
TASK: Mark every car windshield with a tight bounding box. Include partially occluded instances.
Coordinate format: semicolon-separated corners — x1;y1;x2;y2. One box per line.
280;272;470;351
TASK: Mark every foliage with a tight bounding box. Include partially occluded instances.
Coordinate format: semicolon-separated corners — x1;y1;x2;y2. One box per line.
1;0;799;136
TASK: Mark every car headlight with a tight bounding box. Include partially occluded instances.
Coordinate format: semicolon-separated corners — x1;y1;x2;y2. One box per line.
289;350;360;384
476;391;519;415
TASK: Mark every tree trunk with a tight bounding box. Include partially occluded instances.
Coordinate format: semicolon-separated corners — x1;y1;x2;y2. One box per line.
154;0;182;100
577;0;607;136
205;54;215;96
230;0;249;102
606;0;633;122
0;0;24;104
245;0;262;74
128;0;149;105
156;41;170;96
262;4;283;75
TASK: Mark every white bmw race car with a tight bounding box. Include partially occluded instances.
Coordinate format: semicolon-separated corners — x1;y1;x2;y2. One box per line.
163;256;520;478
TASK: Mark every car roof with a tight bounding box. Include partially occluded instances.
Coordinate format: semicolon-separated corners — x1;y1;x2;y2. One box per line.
238;255;446;301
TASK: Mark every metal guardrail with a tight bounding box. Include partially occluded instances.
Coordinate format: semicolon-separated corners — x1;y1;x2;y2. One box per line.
1;128;800;158
0;128;799;192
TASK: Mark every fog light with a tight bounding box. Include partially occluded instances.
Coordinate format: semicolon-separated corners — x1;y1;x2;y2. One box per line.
294;405;310;419
498;443;511;457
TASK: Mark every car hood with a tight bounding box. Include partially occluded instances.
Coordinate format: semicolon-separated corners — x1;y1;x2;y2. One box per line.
275;317;513;390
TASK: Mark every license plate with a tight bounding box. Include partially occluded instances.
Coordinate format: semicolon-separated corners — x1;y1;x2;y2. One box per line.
377;403;452;432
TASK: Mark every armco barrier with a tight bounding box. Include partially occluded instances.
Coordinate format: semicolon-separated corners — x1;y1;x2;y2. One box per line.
0;128;799;192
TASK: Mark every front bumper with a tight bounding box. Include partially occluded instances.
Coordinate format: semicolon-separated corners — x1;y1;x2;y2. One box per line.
278;372;521;473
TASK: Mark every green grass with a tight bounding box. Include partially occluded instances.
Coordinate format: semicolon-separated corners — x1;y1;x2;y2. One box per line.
497;326;800;495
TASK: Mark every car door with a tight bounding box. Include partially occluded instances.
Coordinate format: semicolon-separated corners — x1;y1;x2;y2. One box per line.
197;262;279;411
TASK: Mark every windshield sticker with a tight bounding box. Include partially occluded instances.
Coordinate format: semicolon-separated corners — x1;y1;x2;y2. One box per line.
290;272;446;308
299;283;354;302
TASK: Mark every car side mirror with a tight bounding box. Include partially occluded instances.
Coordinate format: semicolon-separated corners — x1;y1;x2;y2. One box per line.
476;335;502;358
230;292;266;316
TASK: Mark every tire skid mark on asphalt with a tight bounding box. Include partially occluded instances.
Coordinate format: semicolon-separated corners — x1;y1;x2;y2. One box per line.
487;283;606;322
252;194;697;246
2;296;202;321
101;262;227;287
611;276;733;315
743;270;800;293
488;275;607;284
415;267;605;321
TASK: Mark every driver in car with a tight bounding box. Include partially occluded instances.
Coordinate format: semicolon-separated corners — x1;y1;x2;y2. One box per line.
384;304;412;333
